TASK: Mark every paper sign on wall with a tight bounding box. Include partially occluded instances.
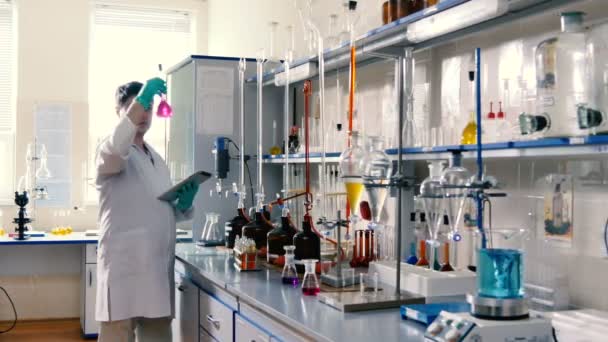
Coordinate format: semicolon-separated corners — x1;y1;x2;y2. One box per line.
196;65;235;135
543;174;573;246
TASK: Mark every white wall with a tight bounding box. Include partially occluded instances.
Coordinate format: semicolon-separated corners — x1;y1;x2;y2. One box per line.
206;0;300;59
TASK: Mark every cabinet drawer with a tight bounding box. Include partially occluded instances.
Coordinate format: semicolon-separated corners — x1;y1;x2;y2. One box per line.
85;244;98;264
235;315;271;342
200;327;217;342
199;290;234;342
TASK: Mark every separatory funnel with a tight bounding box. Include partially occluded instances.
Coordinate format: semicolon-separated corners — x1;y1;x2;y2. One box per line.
440;154;471;239
362;136;392;230
339;131;366;223
419;160;446;247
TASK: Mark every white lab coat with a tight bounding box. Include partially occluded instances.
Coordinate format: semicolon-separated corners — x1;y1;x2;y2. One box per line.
95;115;193;322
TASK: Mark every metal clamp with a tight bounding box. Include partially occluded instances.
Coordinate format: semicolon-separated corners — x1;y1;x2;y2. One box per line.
206;315;221;329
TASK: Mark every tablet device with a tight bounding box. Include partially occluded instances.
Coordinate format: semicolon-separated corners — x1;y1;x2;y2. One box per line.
158;170;212;202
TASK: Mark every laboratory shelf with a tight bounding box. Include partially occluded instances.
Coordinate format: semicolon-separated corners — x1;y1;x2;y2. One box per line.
246;0;579;85
262;135;608;164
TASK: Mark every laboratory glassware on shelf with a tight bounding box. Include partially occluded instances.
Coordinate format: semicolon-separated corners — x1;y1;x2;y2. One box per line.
269;120;282;155
461;57;478;145
578;21;608;134
521;12;588;138
267;208;298;265
362;136;393;230
382;0;407;25
282;245;299;286
302;259;320;296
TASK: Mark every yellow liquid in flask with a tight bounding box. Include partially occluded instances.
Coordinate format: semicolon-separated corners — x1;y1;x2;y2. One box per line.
345;182;364;215
461;112;478;145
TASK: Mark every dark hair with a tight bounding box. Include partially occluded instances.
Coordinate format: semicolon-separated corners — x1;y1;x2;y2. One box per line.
115;81;143;109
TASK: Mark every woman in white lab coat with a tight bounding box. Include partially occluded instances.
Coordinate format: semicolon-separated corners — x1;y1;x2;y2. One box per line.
95;79;199;342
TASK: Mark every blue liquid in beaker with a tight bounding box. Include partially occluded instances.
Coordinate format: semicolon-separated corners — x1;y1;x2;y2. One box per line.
477;248;524;299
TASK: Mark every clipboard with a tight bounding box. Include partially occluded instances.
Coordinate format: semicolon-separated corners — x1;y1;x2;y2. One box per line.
158;170;212;202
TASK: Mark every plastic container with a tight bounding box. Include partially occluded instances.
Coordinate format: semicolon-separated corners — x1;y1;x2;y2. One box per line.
523;12;588;138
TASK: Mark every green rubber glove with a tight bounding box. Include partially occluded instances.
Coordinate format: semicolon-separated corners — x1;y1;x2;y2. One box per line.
135;77;167;111
176;181;199;212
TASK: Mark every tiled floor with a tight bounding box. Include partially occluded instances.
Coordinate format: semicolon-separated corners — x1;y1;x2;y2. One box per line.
0;319;92;342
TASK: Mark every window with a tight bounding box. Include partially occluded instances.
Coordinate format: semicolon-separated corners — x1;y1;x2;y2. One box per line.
88;2;194;202
0;1;15;203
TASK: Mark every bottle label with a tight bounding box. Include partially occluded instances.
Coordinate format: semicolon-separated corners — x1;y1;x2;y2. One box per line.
267;253;280;259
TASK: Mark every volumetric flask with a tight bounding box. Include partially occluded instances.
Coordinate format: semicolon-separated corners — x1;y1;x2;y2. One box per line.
476;228;527;299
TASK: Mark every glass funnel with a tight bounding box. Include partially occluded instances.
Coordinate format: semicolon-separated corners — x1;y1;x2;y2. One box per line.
302;259;320;296
339;131;366;221
476;228;527;299
282;245;299;287
440;156;471;238
419;160;446;247
362;136;392;229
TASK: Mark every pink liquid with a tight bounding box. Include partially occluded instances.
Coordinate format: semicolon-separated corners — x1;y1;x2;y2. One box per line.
157;97;173;118
282;277;299;286
302;287;320;296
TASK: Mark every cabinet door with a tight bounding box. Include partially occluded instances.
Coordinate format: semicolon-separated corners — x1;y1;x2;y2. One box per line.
199;290;234;342
200;327;217;342
173;275;199;342
235;315;271;342
84;264;98;335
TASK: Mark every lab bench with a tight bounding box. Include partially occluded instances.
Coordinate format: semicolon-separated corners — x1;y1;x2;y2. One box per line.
0;231;192;339
175;243;426;342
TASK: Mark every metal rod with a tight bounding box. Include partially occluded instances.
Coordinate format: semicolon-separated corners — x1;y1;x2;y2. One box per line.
337;210;342;280
474;47;486;249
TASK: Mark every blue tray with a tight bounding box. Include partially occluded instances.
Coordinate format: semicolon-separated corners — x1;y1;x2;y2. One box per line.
401;302;471;326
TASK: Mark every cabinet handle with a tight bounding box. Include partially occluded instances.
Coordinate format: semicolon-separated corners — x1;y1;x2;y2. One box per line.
206;315;221;329
178;285;186;292
89;270;92;287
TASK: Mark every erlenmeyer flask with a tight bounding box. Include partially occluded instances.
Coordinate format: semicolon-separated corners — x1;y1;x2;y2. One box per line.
302;259;320;296
157;94;173;118
200;213;212;241
419;160;446;247
281;245;299;286
363;136;392;229
440;156;471;238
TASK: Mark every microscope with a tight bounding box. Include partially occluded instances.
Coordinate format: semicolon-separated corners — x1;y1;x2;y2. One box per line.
13;191;32;240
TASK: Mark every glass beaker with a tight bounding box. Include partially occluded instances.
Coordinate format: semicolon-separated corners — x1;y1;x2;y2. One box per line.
476;228;527;299
282;245;299;286
267;210;298;265
339;131;366;222
302;259;320;296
